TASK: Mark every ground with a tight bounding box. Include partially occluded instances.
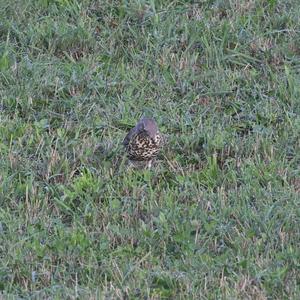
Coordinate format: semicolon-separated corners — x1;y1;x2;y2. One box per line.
0;0;299;299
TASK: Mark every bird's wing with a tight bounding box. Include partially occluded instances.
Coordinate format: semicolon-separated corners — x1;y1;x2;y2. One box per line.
123;119;145;146
123;126;137;146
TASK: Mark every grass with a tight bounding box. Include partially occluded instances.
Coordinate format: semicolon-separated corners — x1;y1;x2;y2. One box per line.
0;0;299;298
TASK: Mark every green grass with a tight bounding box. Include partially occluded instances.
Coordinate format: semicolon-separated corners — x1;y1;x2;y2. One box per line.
0;0;299;298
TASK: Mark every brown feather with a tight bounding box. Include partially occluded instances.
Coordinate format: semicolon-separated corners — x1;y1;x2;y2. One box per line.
123;117;162;162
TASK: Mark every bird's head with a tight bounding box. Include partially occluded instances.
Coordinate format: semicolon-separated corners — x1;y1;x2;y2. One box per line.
138;117;160;140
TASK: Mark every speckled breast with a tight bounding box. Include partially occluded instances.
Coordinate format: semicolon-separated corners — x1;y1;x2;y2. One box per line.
127;132;160;161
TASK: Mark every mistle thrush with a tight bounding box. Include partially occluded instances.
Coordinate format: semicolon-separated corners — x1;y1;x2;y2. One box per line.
123;117;162;168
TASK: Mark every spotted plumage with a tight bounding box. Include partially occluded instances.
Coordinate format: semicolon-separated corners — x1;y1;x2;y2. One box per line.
123;117;162;166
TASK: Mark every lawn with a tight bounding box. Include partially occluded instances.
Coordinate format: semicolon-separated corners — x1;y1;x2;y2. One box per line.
0;0;299;298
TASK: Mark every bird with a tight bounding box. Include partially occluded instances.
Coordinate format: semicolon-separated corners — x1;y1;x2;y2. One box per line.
123;117;162;168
